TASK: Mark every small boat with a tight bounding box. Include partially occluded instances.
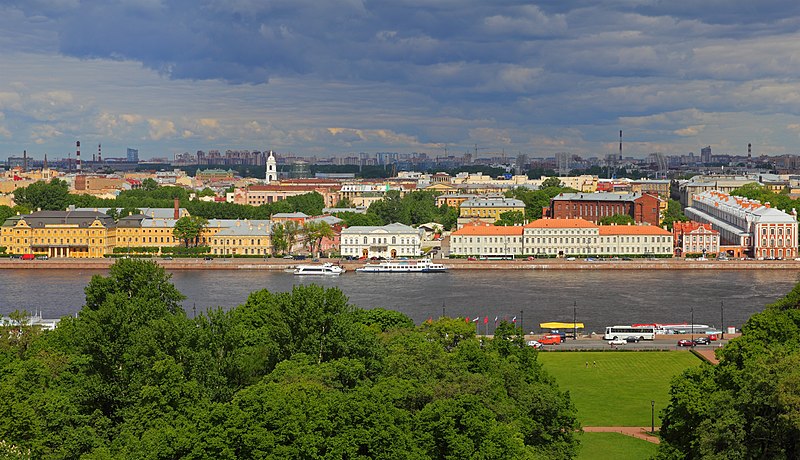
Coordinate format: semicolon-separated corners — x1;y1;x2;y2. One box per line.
355;259;447;273
293;263;346;275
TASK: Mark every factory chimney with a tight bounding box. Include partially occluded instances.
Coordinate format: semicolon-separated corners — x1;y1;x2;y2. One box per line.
98;144;102;164
76;141;82;172
22;150;27;172
619;130;623;160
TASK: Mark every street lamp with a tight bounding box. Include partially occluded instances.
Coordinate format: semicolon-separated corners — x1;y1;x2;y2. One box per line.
691;306;694;343
720;300;724;339
651;400;655;434
573;301;577;340
520;309;524;337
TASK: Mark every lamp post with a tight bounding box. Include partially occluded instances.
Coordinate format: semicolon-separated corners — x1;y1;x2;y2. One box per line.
691;306;694;343
520;309;524;337
720;300;724;339
651;400;655;434
573;301;577;340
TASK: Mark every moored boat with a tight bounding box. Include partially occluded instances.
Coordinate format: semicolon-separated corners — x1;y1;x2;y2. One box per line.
355;259;447;273
293;263;346;275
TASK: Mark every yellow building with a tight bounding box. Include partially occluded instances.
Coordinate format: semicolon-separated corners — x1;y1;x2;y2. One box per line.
1;210;116;258
208;220;272;256
456;197;526;228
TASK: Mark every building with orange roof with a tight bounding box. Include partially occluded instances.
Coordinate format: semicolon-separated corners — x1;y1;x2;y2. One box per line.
449;217;674;257
449;221;524;257
523;218;600;257
685;190;797;259
673;221;720;257
596;224;674;257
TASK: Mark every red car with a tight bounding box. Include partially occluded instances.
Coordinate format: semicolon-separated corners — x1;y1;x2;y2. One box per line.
677;339;696;347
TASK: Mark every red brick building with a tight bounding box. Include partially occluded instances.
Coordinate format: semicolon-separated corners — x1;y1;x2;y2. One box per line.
544;192;660;226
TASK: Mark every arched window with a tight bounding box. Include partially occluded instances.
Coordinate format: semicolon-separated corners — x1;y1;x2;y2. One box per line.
392;236;396;244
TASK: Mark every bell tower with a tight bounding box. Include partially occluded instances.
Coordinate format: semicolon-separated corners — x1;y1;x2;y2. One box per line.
265;150;277;183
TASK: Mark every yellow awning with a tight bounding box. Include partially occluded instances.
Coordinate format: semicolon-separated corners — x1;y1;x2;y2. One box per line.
539;322;585;329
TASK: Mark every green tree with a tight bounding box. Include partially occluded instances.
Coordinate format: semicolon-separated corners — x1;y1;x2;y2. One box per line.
172;216;208;247
541;176;563;188
598;214;635;225
141;178;159;191
12;179;70;211
0;205;16;225
301;221;335;256
661;199;688;231
270;222;288;255
283;220;301;254
495;210;525;226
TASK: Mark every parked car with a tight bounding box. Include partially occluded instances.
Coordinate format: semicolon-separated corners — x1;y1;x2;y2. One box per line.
694;337;711;345
539;335;561;345
204;256;213;260
677;339;696;347
608;338;626;345
162;256;173;260
35;255;49;260
467;256;477;261
9;254;21;259
21;254;35;260
526;340;543;349
625;336;640;343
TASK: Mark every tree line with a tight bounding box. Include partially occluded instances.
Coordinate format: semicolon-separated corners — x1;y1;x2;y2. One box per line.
0;260;579;459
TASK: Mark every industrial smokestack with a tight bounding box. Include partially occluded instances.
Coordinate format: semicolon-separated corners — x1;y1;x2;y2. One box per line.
22;150;27;172
619;130;623;160
76;141;81;172
748;143;752;159
98;144;102;163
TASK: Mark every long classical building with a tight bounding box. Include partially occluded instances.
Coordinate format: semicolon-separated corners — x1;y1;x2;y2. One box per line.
450;218;673;257
340;223;422;259
685;190;798;259
545;192;661;226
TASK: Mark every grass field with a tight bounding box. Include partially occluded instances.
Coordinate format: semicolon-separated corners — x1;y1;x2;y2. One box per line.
538;351;703;426
576;432;658;460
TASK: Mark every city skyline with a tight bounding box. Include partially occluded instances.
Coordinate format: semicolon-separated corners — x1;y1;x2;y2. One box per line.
2;2;800;160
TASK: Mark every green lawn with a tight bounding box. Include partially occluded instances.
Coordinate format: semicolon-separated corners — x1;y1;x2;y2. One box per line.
538;351;703;426
576;432;658;460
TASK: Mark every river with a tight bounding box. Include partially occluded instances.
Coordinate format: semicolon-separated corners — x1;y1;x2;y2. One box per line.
2;269;798;334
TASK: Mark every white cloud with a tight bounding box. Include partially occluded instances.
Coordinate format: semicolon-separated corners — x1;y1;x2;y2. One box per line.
147;118;177;140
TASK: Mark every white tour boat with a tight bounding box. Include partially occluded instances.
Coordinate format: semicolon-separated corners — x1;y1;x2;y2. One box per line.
355;259;447;273
293;263;346;275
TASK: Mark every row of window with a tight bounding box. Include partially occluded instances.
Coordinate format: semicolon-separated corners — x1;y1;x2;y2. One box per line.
454;235;671;244
341;236;418;245
454;246;673;255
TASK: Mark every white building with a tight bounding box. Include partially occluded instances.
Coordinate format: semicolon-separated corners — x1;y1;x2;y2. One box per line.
449;222;524;257
340;223;423;259
685;190;798;259
523;219;599;257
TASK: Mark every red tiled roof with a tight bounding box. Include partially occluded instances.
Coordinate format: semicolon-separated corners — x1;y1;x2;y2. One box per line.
598;225;671;236
452;222;524;236
524;218;598;229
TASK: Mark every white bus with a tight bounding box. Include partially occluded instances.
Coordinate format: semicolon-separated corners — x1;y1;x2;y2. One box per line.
603;325;656;341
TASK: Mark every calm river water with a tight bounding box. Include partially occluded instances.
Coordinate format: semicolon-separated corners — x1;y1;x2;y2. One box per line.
2;269;799;334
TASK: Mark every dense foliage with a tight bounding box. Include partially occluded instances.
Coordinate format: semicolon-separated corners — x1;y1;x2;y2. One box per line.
6;181;325;222
731;183;798;215
0;260;579;459
334;191;459;230
504;186;577;221
656;282;800;459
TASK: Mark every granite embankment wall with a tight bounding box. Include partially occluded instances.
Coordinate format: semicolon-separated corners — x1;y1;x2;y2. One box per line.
2;258;800;271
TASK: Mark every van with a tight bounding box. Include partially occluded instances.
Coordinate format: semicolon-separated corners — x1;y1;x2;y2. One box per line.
539;334;562;345
21;254;35;260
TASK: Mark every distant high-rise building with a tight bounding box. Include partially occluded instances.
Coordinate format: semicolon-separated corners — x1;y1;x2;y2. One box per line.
701;146;712;164
127;148;139;163
515;154;528;176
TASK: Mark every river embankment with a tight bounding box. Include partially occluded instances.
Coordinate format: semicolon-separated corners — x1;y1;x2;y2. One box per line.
2;257;800;270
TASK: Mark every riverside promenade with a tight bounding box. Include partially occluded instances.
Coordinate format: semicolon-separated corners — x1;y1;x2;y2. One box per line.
2;257;800;271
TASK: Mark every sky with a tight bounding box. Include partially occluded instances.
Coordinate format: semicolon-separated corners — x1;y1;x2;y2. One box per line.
2;1;800;161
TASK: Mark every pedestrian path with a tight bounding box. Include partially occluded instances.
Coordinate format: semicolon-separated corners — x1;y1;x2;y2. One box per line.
583;426;660;444
693;348;720;364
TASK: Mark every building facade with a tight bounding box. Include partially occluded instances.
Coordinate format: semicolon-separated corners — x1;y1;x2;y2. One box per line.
673;221;720;257
685;190;798;259
340;223;422;259
523;219;600;257
546;192;661;226
1;210;116;258
457;197;526;227
449;222;524;257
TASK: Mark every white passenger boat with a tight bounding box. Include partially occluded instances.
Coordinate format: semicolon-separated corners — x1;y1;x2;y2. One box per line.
293;263;346;275
355;259;447;273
